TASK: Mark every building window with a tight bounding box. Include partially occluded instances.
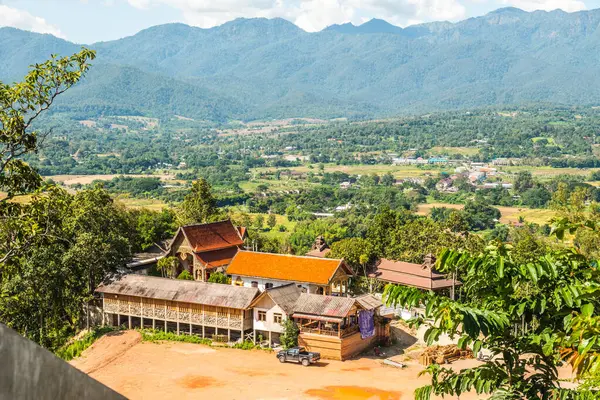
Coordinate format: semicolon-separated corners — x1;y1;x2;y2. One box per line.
251;281;259;288
257;310;267;321
273;313;282;324
265;282;274;289
234;277;244;286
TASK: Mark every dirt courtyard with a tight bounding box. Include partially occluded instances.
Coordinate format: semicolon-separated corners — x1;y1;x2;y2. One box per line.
71;330;481;400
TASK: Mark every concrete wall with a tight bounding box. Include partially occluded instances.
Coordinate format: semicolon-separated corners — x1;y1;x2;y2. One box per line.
252;295;286;333
231;277;318;293
0;323;125;400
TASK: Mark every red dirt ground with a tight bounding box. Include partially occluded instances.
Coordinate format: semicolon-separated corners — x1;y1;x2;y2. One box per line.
71;330;482;400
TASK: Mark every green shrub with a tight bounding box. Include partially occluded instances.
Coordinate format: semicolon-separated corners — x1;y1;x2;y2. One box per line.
232;340;260;350
207;272;229;284
56;326;115;361
177;270;194;280
280;318;299;349
139;329;212;345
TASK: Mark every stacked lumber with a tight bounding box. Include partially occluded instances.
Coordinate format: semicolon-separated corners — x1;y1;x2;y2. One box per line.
419;345;473;365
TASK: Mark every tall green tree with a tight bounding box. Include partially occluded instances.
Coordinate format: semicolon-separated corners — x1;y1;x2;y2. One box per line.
0;49;95;264
176;178;221;225
384;244;600;399
0;186;132;348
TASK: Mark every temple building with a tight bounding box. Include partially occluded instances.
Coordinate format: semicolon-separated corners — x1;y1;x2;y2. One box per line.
167;220;247;281
305;236;330;258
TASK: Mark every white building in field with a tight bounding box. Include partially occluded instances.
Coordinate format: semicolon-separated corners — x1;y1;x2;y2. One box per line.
249;283;303;346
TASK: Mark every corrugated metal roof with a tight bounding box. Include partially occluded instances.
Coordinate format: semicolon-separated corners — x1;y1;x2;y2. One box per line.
266;283;304;315
292;293;357;318
355;294;383;310
96;274;259;309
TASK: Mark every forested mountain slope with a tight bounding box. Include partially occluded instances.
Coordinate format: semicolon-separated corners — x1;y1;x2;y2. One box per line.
2;7;600;121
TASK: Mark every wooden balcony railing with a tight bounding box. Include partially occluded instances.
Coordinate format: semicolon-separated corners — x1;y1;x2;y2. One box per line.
299;324;360;338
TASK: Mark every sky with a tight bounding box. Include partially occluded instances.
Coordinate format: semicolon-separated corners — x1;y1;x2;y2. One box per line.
1;0;600;44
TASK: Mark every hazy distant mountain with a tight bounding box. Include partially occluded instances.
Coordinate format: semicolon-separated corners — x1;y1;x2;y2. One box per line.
2;7;600;121
324;19;404;34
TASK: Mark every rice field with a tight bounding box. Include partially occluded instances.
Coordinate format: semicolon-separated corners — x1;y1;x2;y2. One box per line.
417;202;557;225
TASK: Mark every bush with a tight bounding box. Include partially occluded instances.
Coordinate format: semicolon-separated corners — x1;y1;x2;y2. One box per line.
177;270;194;280
207;272;229;284
280;318;299;349
139;329;212;345
232;340;260;350
56;326;115;361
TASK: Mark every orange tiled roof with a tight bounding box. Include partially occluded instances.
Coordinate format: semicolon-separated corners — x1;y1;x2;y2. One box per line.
226;251;350;285
179;220;244;252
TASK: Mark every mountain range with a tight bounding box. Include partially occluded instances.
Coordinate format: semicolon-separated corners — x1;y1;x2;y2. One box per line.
2;7;600;122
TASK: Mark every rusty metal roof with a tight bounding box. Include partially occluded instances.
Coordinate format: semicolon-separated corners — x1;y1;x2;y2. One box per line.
292;294;357;318
266;283;304;315
96;274;259;309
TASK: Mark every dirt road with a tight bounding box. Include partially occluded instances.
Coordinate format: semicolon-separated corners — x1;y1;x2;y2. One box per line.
71;330;479;400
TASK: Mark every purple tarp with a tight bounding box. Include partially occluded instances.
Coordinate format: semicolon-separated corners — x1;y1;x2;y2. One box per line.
358;310;375;339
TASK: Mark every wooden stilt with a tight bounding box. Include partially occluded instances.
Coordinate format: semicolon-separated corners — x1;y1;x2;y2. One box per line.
128;315;132;330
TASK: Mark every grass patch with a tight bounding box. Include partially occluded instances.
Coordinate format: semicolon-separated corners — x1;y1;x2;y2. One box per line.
418;202;557;225
140;329;212;345
429;146;480;156
116;196;169;211
56;326;115;361
250;164;440;180
139;329;270;351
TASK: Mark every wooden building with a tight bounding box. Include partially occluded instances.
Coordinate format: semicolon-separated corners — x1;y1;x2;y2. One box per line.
168;220;247;281
292;293;386;361
370;256;460;299
227;251;353;295
97;274;259;342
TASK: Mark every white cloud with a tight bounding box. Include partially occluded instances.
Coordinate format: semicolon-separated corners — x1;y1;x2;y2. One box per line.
0;5;66;38
500;0;586;12
125;0;467;31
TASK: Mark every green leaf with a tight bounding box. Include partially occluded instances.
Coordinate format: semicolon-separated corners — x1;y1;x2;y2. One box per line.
581;303;594;318
526;263;538;283
496;256;504;278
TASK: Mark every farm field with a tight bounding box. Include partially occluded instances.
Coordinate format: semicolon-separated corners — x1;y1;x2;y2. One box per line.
429;146;480;156
251;164;441;179
417;203;557;225
71;330;482;400
45;173;178;186
116;197;169;211
501;166;599;180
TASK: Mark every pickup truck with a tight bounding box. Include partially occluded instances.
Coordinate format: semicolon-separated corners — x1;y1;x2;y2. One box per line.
277;346;321;366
